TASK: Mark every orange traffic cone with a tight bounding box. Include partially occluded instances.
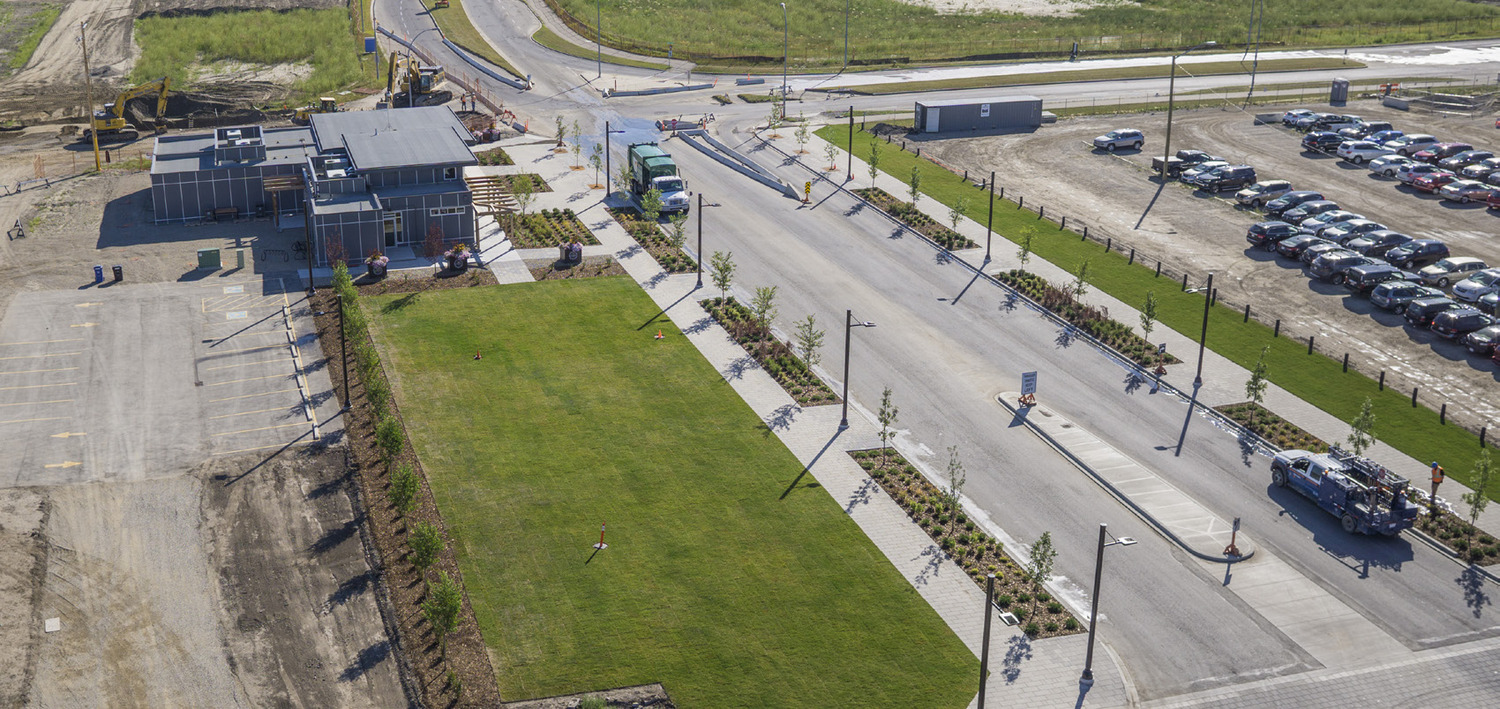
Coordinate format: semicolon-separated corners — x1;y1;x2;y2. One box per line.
473;350;483;360
655;330;664;340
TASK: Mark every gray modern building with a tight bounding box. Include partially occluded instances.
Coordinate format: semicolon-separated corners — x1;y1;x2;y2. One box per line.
150;105;478;265
913;96;1043;134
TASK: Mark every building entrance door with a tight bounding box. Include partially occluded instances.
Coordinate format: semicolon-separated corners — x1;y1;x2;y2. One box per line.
383;212;403;247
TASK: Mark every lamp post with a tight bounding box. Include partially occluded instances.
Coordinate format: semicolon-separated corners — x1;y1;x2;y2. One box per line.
1194;272;1213;388
839;309;876;429
847;105;855;181
984;170;995;262
1081;523;1136;684
603;121;626;195
596;0;602;79
977;572;996;707
696;192;704;288
1160;41;1218;182
780;3;789;122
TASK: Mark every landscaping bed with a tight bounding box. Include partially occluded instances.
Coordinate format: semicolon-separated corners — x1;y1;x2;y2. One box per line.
1214;401;1328;452
702;296;839;407
1419;512;1500;566
475;148;515;166
997;270;1182;368
512;208;599;248
528;257;626;281
854;187;975;251
499;173;552;192
850;447;1082;640
354;267;496;295
607;207;697;274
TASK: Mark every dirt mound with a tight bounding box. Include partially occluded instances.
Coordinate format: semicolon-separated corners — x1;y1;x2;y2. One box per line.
137;0;344;18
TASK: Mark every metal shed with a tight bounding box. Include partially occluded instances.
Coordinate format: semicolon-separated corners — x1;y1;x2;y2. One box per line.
913;96;1042;134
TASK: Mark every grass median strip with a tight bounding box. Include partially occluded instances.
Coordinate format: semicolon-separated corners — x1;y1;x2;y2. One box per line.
531;25;668;71
828;58;1364;95
412;0;523;78
819;124;1495;498
369;277;974;707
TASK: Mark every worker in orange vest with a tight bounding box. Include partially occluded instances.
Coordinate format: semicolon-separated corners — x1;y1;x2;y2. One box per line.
1429;462;1445;520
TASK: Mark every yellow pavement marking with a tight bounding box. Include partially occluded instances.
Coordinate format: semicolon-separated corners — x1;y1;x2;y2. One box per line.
0;416;69;425
203;359;288;371
0;382;76;391
70;323;98;328
207;303;285;314
0;338;84;347
212;421;308;437
209;405;294;419
213;443;296;456
50;432;86;438
0;352;81;361
208;387;299;403
0;367;80;375
0;399;72;408
204;373;292;387
74;302;102;308
44;461;82;469
204;344;285;355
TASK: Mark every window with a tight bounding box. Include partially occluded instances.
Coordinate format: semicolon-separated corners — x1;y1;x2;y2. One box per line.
429;206;464;217
443;167;458;180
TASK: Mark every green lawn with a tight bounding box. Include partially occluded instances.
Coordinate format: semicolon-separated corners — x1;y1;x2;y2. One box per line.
532;26;668;71
832;58;1364;95
818;125;1496;497
368;278;974;707
416;0;525;78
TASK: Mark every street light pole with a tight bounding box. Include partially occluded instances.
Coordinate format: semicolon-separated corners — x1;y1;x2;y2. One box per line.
696;192;704;289
839;309;875;429
596;0;602;79
847;106;855;181
1081;523;1135;684
985;170;995;262
1195;272;1213;388
978;573;996;707
1160;41;1217;182
780;3;789;122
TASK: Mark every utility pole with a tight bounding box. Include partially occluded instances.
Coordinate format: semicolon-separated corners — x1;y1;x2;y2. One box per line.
79;21;101;172
695;192;704;289
985;170;995;262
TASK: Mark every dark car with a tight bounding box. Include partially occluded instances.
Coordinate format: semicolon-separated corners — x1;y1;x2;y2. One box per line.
1338;120;1394;139
1347;230;1413;257
1277;235;1330;260
1322;219;1387;245
1480;292;1500;315
1430;308;1494;339
1344;264;1414;295
1385;239;1451;269
1438;149;1494;171
1265;190;1325;217
1463;324;1500;355
1302;131;1343;152
1371;282;1444;311
1461;156;1500;180
1194;165;1258;192
1309;251;1377;283
1283;200;1340;224
1247;221;1300;250
1301;241;1346;265
1414;142;1474;164
1405;297;1463;328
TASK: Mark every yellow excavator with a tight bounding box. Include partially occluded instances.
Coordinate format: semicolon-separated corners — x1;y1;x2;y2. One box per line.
84;77;170;142
293;97;342;125
384;51;447;106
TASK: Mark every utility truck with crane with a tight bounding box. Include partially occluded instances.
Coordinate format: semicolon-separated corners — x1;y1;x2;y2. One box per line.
1270;446;1419;536
83;77;171;142
627;142;690;214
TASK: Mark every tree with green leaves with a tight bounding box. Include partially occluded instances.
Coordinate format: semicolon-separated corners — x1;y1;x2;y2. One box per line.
908;165;922;206
877;387;899;466
375;414;403;463
1017;227;1035;270
422;571;463;657
511;174;536;216
945;446;966;534
408;521;443;574
589;144;604;188
1245;346;1270;429
794;118;810;154
948;196;972;232
572;138;583;168
1025;531;1056;617
389;462;419;515
867;140;881;187
617;162;634;198
750;285;779;334
1072;259;1091;300
554;115;567;148
1140;291;1158;354
641;187;663;223
667;213;688;253
794;314;824;368
1463;451;1493;543
710;251;735;300
824;142;839;172
1347;397;1376;456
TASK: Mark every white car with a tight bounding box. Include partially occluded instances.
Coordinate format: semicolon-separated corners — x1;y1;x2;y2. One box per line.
1452;269;1500;302
1386;134;1440;156
1093;129;1144;151
1179;160;1228;182
1299;210;1363;236
1370;154;1418;176
1395;162;1445;184
1336;140;1395;164
1281;109;1316;127
1235;179;1293;207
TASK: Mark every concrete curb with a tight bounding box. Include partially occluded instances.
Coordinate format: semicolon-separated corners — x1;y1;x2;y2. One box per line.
606;83;714;98
675;131;798;198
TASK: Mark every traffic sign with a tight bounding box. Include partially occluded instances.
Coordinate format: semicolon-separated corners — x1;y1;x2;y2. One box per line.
1020;371;1038;396
1157;342;1168;355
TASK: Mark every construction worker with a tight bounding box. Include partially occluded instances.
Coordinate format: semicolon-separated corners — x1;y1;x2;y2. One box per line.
1429;462;1445;519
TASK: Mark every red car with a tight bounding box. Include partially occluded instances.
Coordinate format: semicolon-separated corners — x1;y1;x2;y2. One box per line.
1413;171;1458;193
1414;142;1473;164
1489;190;1500;209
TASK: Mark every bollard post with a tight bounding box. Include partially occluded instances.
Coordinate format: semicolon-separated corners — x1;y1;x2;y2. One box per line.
1379;370;1385;390
1343;353;1349;372
1441;403;1447;424
999;186;1004;199
1155;260;1161;277
1412;387;1419;407
1130;248;1136;265
1061;216;1067;231
1211;288;1217;305
1483;426;1488;448
1106;237;1111;252
1082;226;1088;241
1018;195;1023;209
1307;335;1314;354
1243;304;1250;322
1181;273;1188;291
1038;205;1044;220
964;169;968;181
1274;319;1280;337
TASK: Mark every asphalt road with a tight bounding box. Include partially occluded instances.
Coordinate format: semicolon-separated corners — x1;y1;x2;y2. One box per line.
669;137;1500;698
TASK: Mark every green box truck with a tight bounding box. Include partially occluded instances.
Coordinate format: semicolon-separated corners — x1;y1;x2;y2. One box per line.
627;142;690;214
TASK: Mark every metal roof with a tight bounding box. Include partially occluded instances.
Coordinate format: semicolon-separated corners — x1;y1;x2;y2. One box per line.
151;126;317;175
915;95;1041;109
310;106;475;171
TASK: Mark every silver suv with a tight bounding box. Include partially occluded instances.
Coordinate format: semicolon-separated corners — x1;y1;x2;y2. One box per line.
1093;129;1144;152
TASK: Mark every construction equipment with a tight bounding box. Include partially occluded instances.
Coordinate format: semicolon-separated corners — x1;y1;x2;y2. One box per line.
1270;446;1419;536
433;0;449;7
293;97;341;125
84;77;170;142
385;51;447;107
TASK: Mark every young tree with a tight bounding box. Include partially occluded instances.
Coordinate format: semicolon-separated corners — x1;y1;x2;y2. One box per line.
908;165;922;206
589;144;604;188
1245;346;1270;429
408;521;443;574
641;187;663;223
617;162;634;198
375;414;403;463
1347;397;1376;456
572;139;583;169
1140;290;1158;352
945;446;966;534
750;285;779;334
422;571;463;658
388;462;419;515
948;195;972;232
766;103;782;132
710;251;736;301
667;213;688;253
1072;259;1091;300
824;142;839;172
554;115;567;148
794;117;810;154
877;387;899;466
511;174;536;216
1025;531;1056;615
1463;450;1494;542
1017;227;1035;269
867;140;881;187
794;314;824;368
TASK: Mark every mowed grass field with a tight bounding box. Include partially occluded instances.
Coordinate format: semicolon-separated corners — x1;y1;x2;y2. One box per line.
368;278;975;707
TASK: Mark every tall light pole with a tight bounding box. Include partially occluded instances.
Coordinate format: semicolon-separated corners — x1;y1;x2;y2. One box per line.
1194;272;1213;388
695;192;704;289
596;0;602;79
846;105;855;181
603;121;625;195
1080;523;1136;684
780;2;789;122
839;309;876;429
984;170;995;262
977;572;996;707
1159;41;1217;181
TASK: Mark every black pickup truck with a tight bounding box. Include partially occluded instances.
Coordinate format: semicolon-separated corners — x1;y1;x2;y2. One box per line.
1151;149;1223;177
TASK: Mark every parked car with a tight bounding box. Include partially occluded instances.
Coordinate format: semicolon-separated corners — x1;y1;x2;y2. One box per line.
1343;263;1414;295
1301;240;1347;265
1370;281;1444;311
1414;142;1473;164
1366;129;1405;145
1338;120;1394;139
1430;308;1494;339
1385;239;1451;269
1411;171;1459;194
1236;179;1293;207
1395;162;1445;184
1386;134;1440;155
1312;114;1362;132
1294;112;1337;131
1463;324;1500;355
1302;131;1344;152
1246;221;1301;249
1486;171;1500;189
1193;165;1258;192
1094;129;1144;151
1417;256;1488;287
1438;149;1494;171
1265;190;1325;216
1481;292;1500;315
1370;154;1418;176
1463;157;1500;179
1180;160;1229;182
1282;109;1316;127
1283;200;1341;223
1322;219;1387;245
1337;140;1394;164
1152;149;1222;177
1439;179;1494;203
1299;210;1363;236
1404;297;1464;328
1310;251;1378;283
1452;269;1500;302
1347;230;1414;257
1276;234;1330;260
